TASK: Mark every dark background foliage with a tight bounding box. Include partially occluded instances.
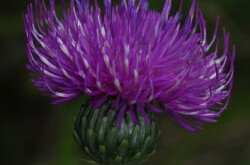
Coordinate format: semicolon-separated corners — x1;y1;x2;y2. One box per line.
1;0;250;164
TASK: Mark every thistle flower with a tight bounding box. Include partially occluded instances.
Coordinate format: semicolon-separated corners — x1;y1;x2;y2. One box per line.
23;0;235;131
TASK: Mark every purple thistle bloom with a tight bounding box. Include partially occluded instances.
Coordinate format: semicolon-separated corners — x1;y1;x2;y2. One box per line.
23;0;235;131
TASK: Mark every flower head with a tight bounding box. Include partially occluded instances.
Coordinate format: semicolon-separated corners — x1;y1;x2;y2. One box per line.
23;0;235;131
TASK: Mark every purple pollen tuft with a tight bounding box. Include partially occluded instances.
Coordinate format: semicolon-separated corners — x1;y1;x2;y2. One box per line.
23;0;235;131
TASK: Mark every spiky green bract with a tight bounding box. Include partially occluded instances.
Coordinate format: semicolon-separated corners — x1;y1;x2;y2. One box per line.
74;101;161;165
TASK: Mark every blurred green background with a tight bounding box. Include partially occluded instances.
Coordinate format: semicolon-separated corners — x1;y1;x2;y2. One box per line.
1;0;250;165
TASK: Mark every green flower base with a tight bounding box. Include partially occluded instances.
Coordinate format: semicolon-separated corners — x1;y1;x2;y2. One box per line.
74;101;161;165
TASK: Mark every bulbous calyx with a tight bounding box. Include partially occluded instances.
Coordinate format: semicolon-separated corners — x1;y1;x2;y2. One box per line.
74;100;161;165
